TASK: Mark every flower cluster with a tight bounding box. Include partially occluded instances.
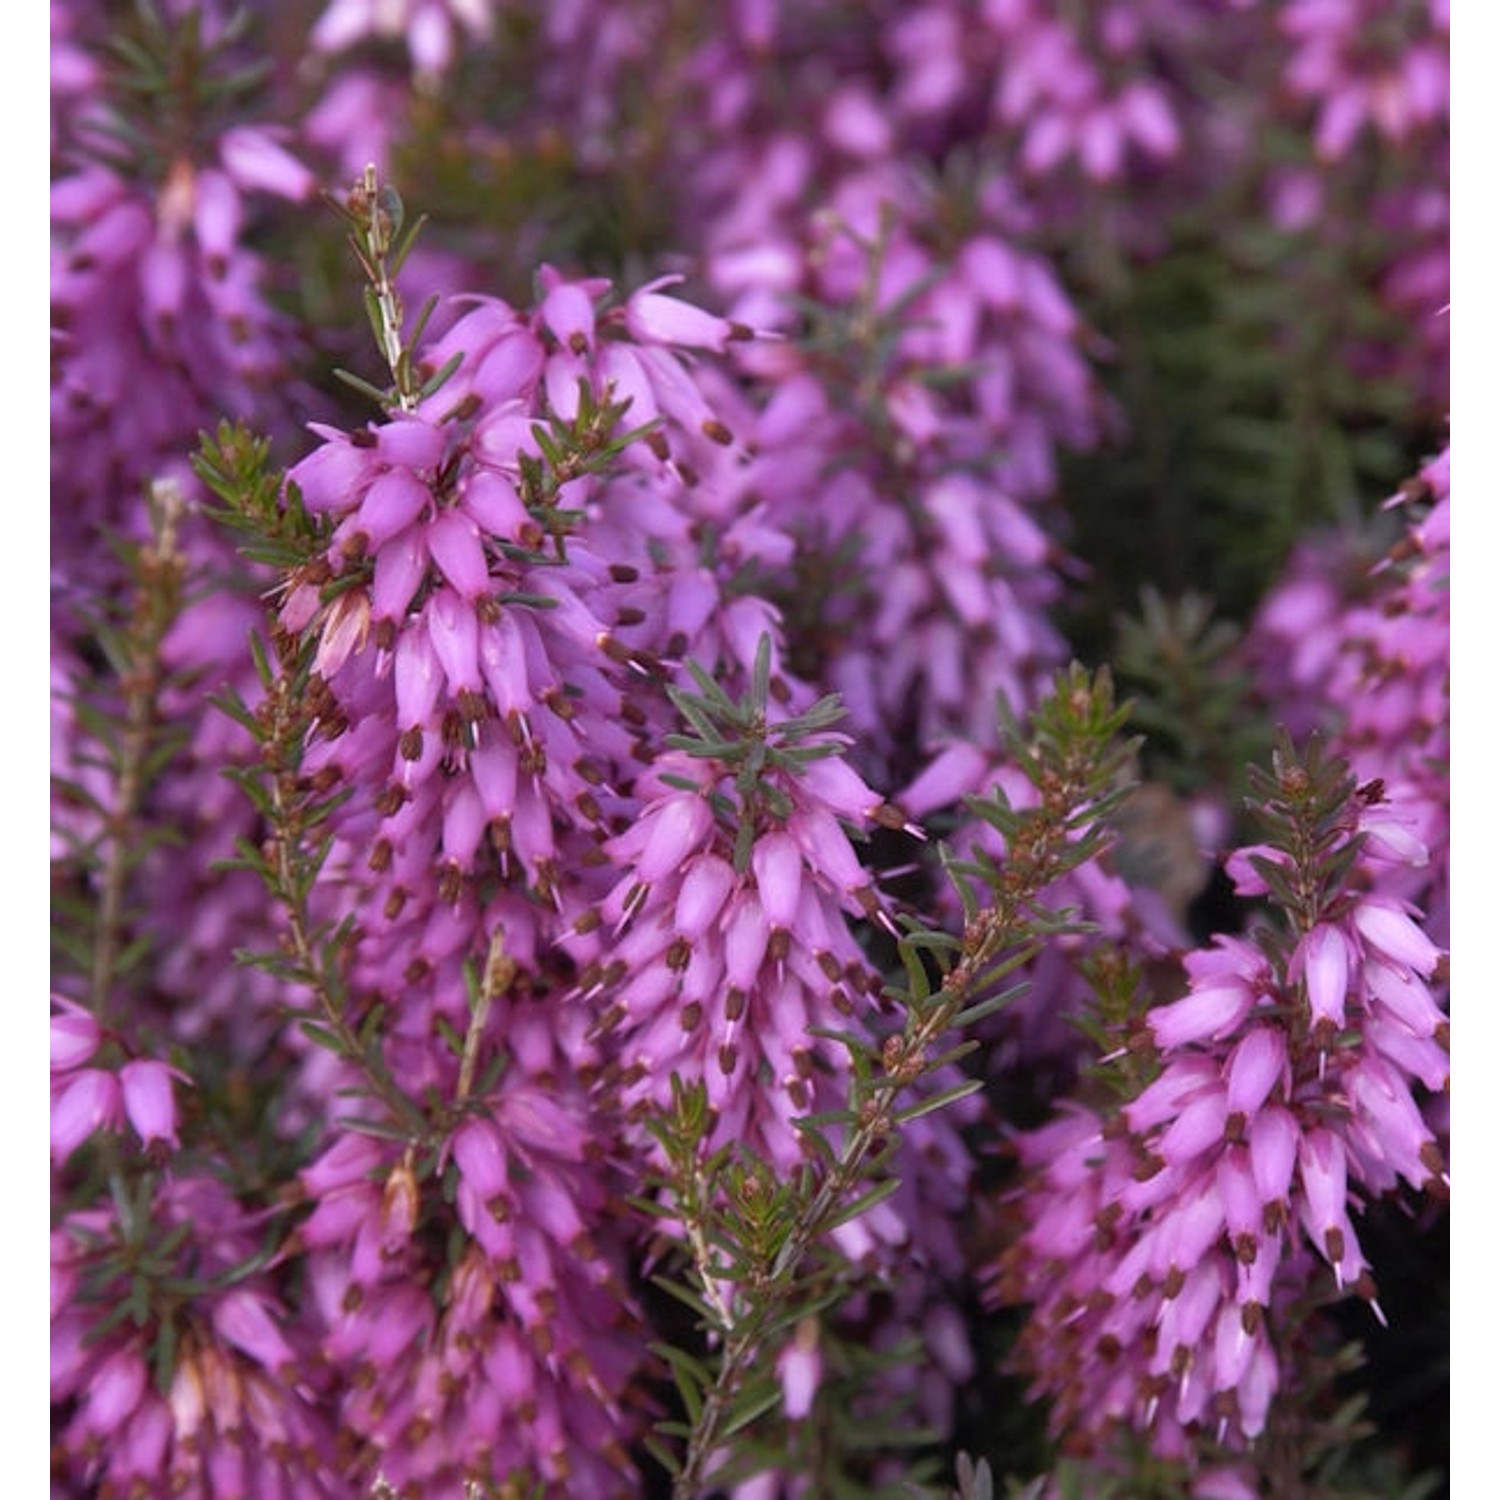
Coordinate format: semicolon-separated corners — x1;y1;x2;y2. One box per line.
51;4;314;581
992;742;1448;1479
1246;440;1451;940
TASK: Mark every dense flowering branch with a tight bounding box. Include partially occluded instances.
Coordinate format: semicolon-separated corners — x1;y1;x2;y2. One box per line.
649;665;1139;1496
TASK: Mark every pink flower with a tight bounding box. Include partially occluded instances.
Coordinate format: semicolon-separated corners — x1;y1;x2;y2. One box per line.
776;1319;823;1421
119;1059;184;1149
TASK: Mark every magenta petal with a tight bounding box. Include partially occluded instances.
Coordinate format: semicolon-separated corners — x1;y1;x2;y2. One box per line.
51;1007;101;1071
394;626;441;730
1353;899;1442;977
213;1289;296;1373
1247;1105;1299;1210
1148;977;1253;1050
752;832;804;930
426;588;481;692
424;511;490;599
51;1069;121;1158
674;855;737;939
637;796;713;884
357;470;431;549
624;284;732;351
452;1118;508;1200
371;525;428;622
1225;1027;1287;1118
119;1059;180;1148
461;468;532;540
1296;924;1350;1029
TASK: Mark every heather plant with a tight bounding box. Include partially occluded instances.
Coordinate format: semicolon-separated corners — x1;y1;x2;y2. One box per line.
990;735;1448;1494
51;3;1449;1497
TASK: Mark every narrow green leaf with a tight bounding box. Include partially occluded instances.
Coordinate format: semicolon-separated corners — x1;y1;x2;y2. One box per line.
333;368;394;408
647;1343;709;1423
641;1436;682;1480
648;1274;722;1327
892;1079;983;1125
723;1377;781;1438
822;1175;902;1233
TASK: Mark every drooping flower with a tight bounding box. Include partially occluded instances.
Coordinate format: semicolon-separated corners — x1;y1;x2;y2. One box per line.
991;764;1447;1464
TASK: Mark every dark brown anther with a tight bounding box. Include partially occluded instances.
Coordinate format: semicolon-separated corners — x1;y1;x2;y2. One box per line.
817;950;842;982
1161;1265;1185;1298
646;431;670;461
375;784;410;817
368;839;393;873
1420;1139;1449;1181
665;937;691;971
384;888;407;921
725;988;746;1022
701;418;734;446
311;766;342;794
718;1043;738;1076
350;428;378;449
438;862;464;904
679;1002;702;1031
616;606;646;627
399;727;424;761
373;618;397;651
